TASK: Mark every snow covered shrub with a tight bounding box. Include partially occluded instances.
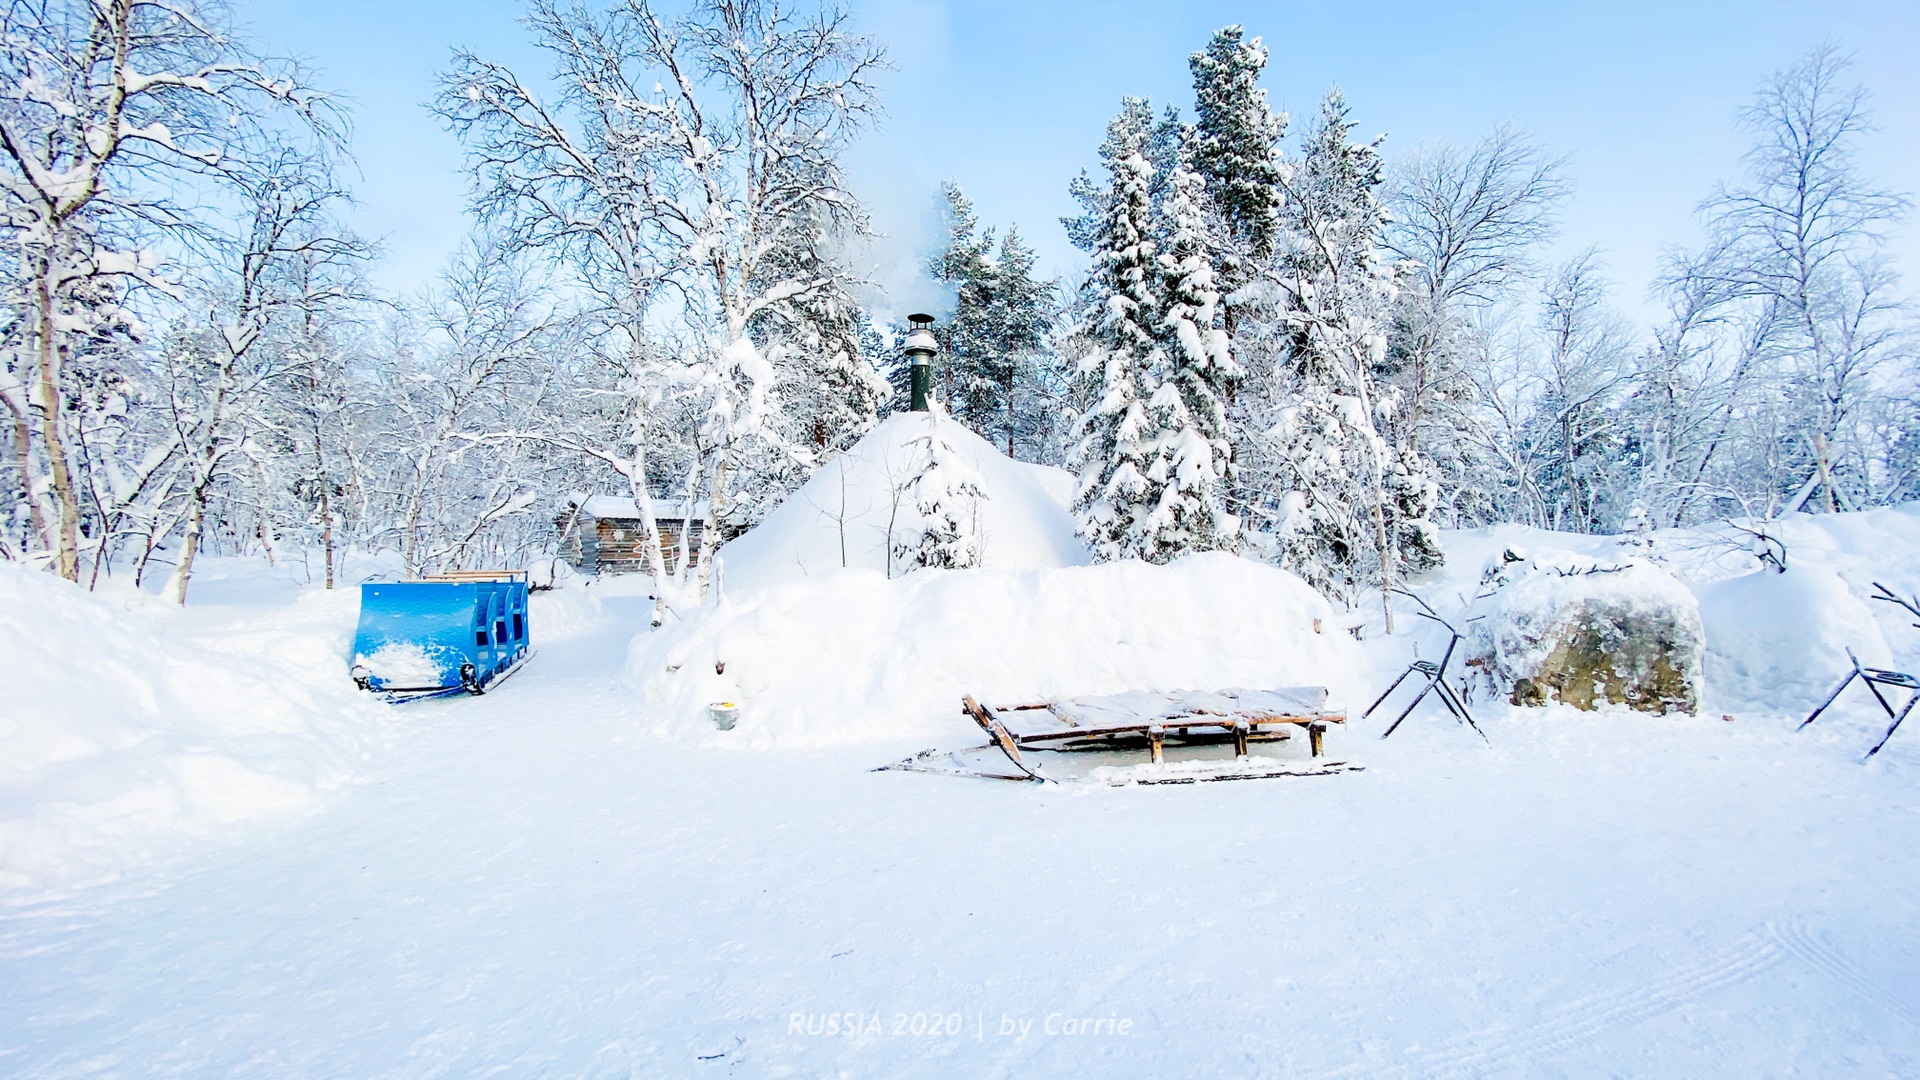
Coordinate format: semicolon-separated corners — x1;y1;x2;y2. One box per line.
892;417;989;572
1467;548;1704;714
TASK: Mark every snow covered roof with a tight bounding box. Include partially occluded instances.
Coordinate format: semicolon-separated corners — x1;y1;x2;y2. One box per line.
716;411;1089;594
566;494;710;521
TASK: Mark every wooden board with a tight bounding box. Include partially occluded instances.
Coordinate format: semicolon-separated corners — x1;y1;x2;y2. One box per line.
962;695;1046;782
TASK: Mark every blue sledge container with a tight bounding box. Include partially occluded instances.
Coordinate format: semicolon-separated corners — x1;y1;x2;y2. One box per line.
350;571;532;701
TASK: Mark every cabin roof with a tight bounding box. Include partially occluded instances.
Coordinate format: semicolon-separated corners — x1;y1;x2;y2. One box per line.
565;493;709;521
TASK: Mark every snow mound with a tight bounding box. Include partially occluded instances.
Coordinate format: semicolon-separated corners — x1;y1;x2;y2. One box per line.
718;411;1089;594
528;565;607;641
625;552;1365;747
1693;564;1892;711
0;566;380;888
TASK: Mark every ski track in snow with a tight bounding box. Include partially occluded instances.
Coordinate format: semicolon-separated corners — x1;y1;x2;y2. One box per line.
1309;930;1790;1079
1769;918;1920;1031
1301;919;1920;1079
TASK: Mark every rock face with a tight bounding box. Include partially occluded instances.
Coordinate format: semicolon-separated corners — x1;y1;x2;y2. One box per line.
1468;549;1704;715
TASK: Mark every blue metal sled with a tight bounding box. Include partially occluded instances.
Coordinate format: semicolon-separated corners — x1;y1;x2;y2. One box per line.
350;571;532;702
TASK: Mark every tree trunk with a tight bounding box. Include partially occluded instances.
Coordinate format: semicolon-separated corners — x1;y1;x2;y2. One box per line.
170;480;209;605
696;447;729;604
34;266;81;580
5;396;46;552
319;482;335;589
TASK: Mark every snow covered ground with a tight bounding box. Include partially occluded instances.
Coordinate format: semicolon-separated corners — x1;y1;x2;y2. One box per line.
4;511;1920;1075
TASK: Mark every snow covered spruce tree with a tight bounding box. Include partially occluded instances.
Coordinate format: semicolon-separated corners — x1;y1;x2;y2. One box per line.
752;207;889;459
1148;148;1237;554
926;184;999;420
442;0;883;614
1188;26;1286;328
891;413;988;572
926;184;1054;456
1070;101;1173;562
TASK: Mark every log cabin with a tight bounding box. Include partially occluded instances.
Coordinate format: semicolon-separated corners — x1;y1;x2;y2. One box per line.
555;494;745;577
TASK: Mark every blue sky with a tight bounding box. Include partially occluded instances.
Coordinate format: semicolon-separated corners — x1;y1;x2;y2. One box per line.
246;0;1920;322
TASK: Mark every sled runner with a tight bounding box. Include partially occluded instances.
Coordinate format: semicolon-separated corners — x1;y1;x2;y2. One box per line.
350;571;533;703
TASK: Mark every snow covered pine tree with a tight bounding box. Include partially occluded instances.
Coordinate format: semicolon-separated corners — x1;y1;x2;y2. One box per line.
1188;25;1286;327
892;413;988;571
1070;100;1166;563
1147;146;1238;556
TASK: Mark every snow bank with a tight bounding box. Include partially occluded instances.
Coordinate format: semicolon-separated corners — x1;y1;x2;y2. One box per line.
528;561;607;641
718;411;1089;594
625;552;1364;747
0;565;380;888
1693;564;1892;711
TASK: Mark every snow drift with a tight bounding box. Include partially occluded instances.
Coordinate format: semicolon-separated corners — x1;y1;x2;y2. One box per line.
717;411;1088;594
625;552;1366;747
0;565;380;887
1693;563;1893;710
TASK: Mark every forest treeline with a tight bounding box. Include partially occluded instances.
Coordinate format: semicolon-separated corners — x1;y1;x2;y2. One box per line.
2;0;1913;611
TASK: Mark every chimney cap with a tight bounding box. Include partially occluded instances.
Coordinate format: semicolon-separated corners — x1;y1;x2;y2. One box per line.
903;327;937;358
907;312;935;327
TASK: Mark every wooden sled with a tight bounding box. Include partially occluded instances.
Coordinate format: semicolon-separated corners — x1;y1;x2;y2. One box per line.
875;689;1358;785
970;688;1346;760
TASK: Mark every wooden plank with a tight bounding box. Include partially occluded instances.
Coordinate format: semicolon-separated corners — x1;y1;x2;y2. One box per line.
961;695;1043;782
421;569;526;582
1009;714;1335;744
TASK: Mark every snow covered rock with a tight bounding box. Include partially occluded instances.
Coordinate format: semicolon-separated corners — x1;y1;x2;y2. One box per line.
1467;549;1704;715
625;552;1363;747
718;411;1087;595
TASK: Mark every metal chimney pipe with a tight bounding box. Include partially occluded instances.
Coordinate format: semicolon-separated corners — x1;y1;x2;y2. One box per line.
903;313;937;412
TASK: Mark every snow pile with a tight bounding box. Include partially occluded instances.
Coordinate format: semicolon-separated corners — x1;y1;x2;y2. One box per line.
1467;547;1704;713
717;411;1087;594
0;566;379;888
1693;564;1892;710
625;552;1364;747
528;562;607;641
354;642;444;685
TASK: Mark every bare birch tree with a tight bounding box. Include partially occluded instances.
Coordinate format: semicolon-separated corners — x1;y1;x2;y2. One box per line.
440;0;882;614
0;0;336;580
